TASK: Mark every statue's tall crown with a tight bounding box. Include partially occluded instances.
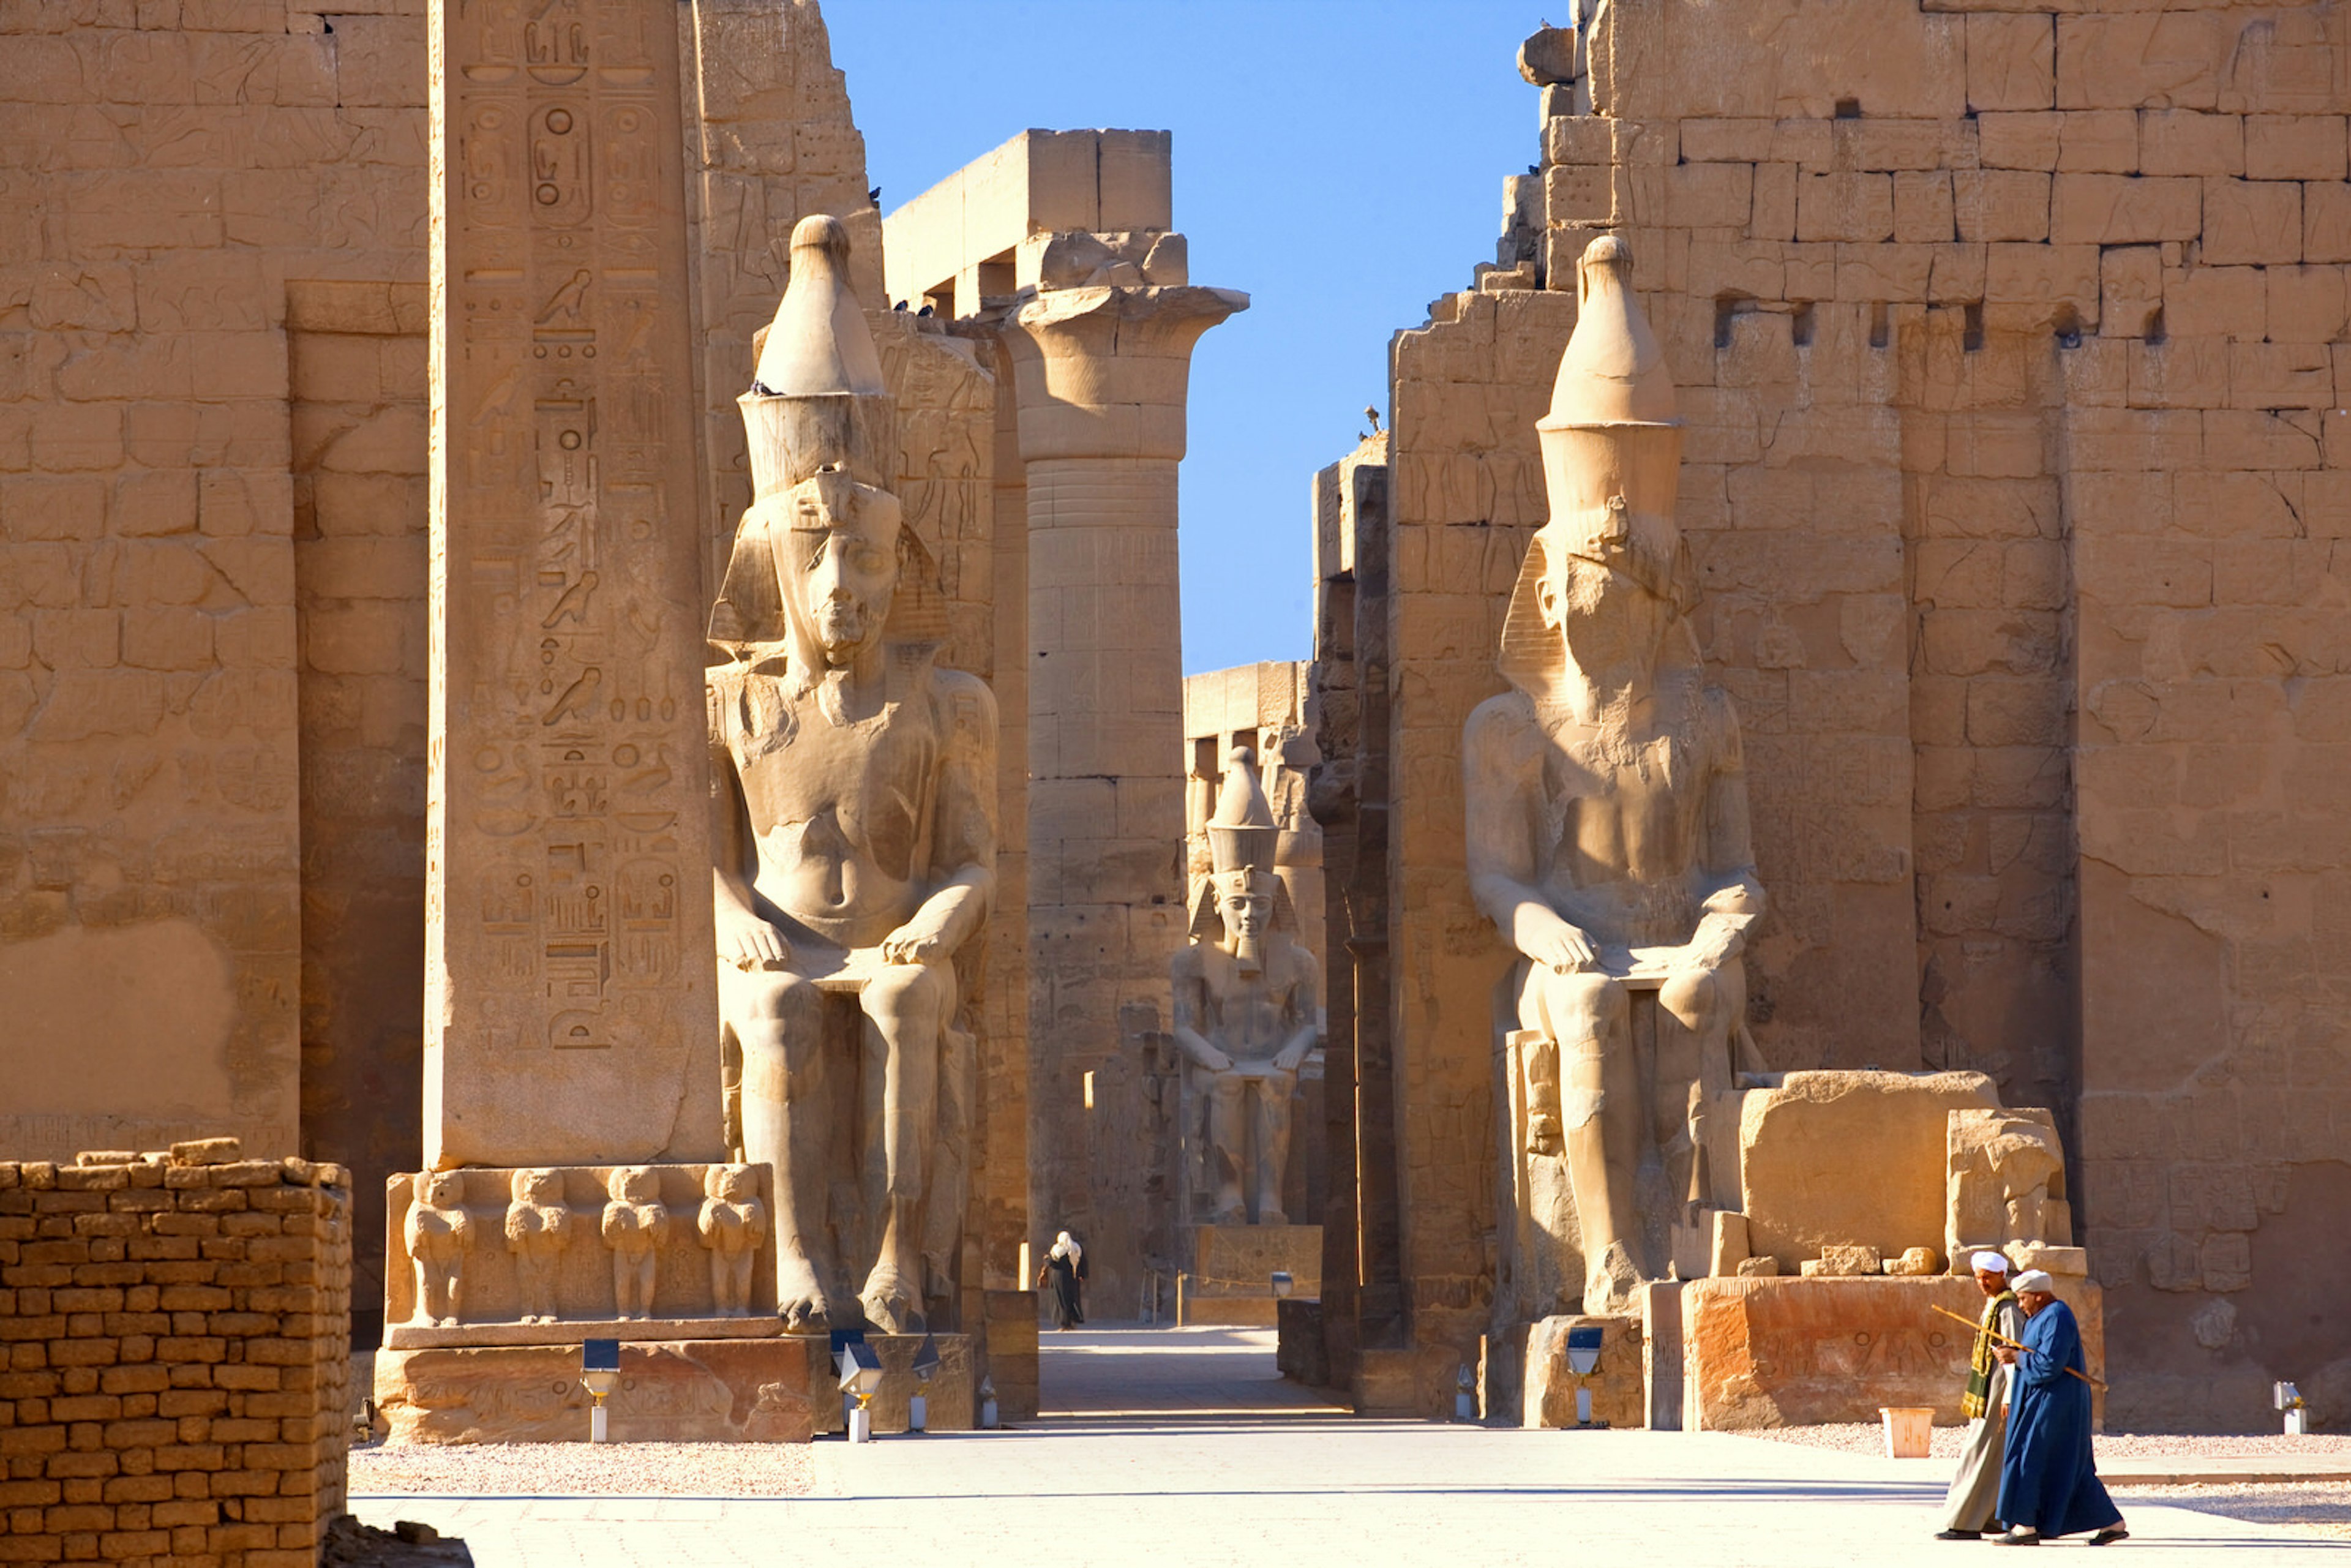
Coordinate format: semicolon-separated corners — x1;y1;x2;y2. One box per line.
1206;746;1278;879
1498;237;1700;700
740;214;895;497
1540;234;1678;430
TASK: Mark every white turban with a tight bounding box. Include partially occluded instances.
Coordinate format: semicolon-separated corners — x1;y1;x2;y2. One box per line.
1971;1251;2011;1275
2011;1269;2056;1294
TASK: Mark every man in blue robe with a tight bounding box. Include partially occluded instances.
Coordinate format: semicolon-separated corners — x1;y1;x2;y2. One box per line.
1992;1269;2128;1547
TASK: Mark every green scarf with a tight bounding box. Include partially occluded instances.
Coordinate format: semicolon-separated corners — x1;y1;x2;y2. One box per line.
1962;1290;2016;1419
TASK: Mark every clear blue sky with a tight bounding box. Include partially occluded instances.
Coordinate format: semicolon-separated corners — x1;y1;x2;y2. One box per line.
832;1;1547;676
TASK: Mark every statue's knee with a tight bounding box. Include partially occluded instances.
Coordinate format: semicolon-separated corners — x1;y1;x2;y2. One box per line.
1537;969;1629;1036
740;972;821;1029
1660;969;1725;1030
863;962;945;1028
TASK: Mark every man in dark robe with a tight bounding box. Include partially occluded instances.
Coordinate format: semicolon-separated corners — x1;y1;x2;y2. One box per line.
1993;1270;2128;1547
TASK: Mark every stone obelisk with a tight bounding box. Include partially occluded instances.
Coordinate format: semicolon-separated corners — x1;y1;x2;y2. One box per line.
424;0;721;1167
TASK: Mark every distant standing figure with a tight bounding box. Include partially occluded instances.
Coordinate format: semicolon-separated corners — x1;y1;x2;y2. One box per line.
1993;1270;2127;1547
1037;1231;1086;1330
1935;1251;2023;1540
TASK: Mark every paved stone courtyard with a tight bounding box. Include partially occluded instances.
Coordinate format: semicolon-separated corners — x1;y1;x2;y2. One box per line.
350;1329;2338;1564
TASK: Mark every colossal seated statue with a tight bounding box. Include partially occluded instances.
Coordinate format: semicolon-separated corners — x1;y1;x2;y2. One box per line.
1465;236;1764;1317
707;216;997;1336
1170;749;1321;1226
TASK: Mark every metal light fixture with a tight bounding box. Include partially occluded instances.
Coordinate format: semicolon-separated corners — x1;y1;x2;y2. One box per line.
582;1338;620;1444
839;1341;884;1443
1565;1324;1608;1428
978;1375;999;1430
1270;1270;1294;1300
2277;1380;2308;1436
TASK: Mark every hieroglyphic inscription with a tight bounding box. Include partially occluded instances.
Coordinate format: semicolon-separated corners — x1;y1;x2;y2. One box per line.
427;0;719;1166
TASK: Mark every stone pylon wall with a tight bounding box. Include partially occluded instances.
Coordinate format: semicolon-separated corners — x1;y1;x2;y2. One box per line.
1355;0;2351;1429
0;7;424;1170
0;1;1027;1335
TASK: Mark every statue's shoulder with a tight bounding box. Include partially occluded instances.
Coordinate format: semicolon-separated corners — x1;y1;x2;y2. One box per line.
1464;688;1541;771
1169;940;1208;982
926;664;998;739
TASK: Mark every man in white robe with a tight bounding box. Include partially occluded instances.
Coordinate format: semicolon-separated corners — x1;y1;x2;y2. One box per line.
1936;1251;2024;1540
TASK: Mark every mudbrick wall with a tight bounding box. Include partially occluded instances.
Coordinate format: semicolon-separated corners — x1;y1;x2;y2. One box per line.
0;1139;352;1566
1354;0;2351;1429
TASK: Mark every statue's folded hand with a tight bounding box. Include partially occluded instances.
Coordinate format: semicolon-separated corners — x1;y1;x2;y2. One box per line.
1520;907;1597;974
879;918;950;965
719;908;792;970
1678;920;1745;972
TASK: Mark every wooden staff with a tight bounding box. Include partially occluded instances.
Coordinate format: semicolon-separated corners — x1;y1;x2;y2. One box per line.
1930;1302;2109;1390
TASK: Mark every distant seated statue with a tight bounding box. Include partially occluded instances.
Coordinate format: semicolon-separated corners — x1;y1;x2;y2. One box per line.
1171;749;1321;1226
707;216;997;1336
600;1166;668;1321
1465;237;1764;1316
404;1170;473;1327
504;1168;571;1324
697;1163;768;1316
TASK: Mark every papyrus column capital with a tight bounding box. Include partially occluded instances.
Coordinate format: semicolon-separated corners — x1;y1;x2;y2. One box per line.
1002;285;1248;463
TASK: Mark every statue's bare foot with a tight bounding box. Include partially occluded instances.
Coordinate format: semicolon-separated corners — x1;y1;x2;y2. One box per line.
778;1254;831;1334
858;1265;924;1337
1260;1208;1290;1226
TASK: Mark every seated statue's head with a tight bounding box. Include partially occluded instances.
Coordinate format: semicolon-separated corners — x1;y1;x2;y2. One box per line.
1503;237;1700;713
1199;747;1288;970
1215;866;1276;959
1535;518;1678;690
780;464;904;669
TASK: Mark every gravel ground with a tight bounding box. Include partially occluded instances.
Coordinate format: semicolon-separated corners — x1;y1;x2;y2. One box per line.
1733;1422;1974;1459
1730;1424;2351;1461
348;1439;815;1498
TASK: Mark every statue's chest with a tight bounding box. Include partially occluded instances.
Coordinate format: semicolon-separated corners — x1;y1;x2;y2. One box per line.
1537;723;1698;873
733;694;940;833
1201;961;1294;1050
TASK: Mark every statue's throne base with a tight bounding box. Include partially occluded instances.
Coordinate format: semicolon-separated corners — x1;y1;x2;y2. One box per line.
373;1163;975;1441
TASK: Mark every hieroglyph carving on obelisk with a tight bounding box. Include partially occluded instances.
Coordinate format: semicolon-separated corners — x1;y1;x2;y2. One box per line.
426;0;722;1168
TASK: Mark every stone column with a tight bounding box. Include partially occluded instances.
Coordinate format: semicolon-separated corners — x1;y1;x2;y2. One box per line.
424;0;722;1168
1001;283;1244;1308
